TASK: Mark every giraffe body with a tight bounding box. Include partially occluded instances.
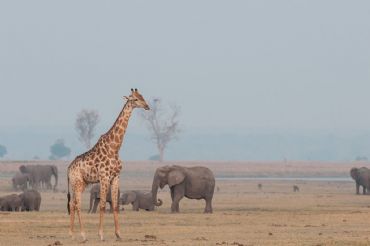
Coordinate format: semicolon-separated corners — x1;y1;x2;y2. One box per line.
67;89;149;242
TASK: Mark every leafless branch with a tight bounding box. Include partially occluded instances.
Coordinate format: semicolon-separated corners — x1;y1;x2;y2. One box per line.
140;98;181;161
75;109;100;149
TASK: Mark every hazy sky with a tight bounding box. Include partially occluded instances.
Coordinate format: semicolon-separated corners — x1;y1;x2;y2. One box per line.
1;1;370;133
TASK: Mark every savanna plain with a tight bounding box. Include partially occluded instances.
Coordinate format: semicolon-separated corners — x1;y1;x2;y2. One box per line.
1;160;370;246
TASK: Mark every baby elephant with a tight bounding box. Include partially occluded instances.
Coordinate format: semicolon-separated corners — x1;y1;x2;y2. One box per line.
12;172;31;191
0;194;22;211
88;184;120;213
19;189;41;211
120;190;162;211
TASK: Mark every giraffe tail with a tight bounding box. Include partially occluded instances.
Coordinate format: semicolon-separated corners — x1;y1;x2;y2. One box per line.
67;175;71;215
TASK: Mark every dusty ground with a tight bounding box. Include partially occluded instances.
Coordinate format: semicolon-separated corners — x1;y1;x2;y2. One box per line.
1;160;370;245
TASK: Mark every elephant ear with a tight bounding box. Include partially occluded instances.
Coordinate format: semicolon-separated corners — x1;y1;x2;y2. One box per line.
350;168;358;180
168;170;185;187
19;165;27;173
127;192;137;203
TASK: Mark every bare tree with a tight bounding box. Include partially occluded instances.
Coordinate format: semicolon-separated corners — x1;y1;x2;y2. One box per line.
75;109;100;149
140;98;180;162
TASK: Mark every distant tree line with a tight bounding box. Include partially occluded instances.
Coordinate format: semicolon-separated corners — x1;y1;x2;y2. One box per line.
49;139;71;160
0;144;7;158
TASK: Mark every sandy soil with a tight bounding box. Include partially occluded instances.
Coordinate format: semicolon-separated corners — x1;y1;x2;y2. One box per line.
0;160;370;245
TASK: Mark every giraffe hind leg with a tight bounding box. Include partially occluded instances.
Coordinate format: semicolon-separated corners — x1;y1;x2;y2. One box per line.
98;179;109;241
69;193;76;239
70;181;87;242
111;176;122;240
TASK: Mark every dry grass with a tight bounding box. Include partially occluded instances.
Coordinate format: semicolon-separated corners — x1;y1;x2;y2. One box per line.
0;160;370;245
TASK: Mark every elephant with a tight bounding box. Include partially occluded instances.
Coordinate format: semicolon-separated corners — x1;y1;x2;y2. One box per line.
12;172;31;190
0;194;22;211
350;167;370;194
24;190;41;211
88;184;120;213
120;190;163;211
19;164;58;190
151;165;215;213
19;190;41;211
293;185;300;192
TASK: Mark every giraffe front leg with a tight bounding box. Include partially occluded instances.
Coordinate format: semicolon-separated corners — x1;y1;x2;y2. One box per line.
98;179;109;241
111;176;122;240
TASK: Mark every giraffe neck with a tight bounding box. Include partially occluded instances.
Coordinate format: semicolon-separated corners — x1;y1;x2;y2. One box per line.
104;101;133;154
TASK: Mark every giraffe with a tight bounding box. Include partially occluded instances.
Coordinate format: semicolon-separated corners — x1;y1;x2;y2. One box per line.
67;88;150;242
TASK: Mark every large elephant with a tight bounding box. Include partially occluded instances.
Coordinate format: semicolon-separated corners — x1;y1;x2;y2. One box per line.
12;172;31;190
19;165;58;190
88;184;120;213
120;190;162;211
0;194;22;211
151;165;215;213
19;190;41;211
350;167;370;194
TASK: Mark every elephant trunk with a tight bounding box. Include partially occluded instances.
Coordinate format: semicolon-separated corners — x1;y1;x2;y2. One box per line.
88;192;93;213
12;178;16;189
151;177;162;206
52;166;58;191
156;198;163;207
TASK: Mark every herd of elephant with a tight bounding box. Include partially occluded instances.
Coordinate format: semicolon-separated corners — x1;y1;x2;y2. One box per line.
11;164;58;191
6;164;215;213
5;164;370;213
0;189;41;211
3;164;55;212
89;165;216;213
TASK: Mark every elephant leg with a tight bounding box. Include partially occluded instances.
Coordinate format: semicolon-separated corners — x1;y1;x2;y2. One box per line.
132;200;139;211
170;186;180;211
46;181;52;190
170;187;175;202
88;193;95;213
204;197;213;213
29;203;35;211
363;186;367;195
36;198;41;211
171;186;184;213
92;199;99;213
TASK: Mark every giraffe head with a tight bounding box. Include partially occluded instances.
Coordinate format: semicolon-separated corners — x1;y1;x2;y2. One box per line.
125;88;150;110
